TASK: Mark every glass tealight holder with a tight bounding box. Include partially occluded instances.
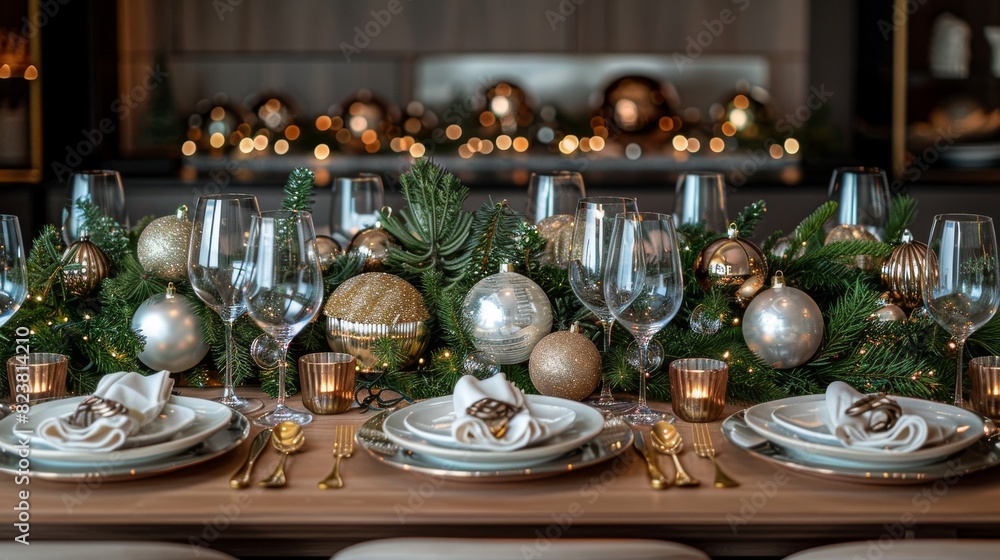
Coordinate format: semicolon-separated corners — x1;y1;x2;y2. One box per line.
668;358;728;423
299;352;357;415
969;356;1000;419
6;353;68;403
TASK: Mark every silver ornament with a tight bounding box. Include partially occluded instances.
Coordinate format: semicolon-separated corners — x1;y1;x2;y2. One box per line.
137;206;192;280
742;272;824;369
464;350;501;378
131;283;210;372
528;322;602;401
690;304;722;335
315;235;343;270
873;303;907;322
462;264;553;365
346;222;398;272
535;214;574;269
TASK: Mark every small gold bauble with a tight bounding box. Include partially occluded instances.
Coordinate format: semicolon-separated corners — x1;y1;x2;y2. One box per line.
61;237;110;296
694;223;767;305
323;272;430;372
535;214;574;268
872;303;907;322
315;234;343;270
137;206;191;280
880;229;928;308
528;322;602;401
346;223;398;272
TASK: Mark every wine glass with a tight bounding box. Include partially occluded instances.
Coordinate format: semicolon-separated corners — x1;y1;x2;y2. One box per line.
188;194;264;414
568;196;638;412
526;171;586;224
330;173;384;246
605;212;684;426
62;170;129;245
826;167;891;240
922;214;1000;407
674;172;728;233
244;210;325;427
0;215;27;329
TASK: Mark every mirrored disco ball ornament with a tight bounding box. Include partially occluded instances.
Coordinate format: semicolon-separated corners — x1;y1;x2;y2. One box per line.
462;264;553;365
463;350;501;378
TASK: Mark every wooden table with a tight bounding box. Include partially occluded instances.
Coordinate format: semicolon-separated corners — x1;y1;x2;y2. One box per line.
5;389;1000;558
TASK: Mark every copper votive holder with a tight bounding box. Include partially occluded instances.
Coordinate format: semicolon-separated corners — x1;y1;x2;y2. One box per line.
969;356;1000;419
6;353;68;403
299;352;357;414
668;358;728;423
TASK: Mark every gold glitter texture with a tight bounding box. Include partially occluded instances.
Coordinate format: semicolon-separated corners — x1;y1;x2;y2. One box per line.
323;272;429;323
137;206;192;280
528;329;602;401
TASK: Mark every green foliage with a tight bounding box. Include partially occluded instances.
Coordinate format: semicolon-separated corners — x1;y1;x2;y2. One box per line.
885;196;919;245
280;167;316;212
733;199;766;238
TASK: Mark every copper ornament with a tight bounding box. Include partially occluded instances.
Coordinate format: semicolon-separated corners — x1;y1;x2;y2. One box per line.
694;224;768;305
61;237;110;296
880;229;928;308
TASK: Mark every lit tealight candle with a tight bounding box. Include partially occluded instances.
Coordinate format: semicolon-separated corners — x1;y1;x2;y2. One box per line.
669;358;728;423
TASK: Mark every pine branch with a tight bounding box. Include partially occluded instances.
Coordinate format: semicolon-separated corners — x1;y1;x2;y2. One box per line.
733;200;766;238
77;200;129;263
884;195;918;245
281;167;316;212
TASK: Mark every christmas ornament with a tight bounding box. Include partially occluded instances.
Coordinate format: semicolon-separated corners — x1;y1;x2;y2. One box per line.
690;304;722;335
346;221;398;272
824;224;880;270
315;235;343;269
742;271;824;369
873;304;907;322
769;235;805;260
535;214;574;268
61;237;110;296
529;322;601;401
323;272;430;372
137;205;191;280
694;223;768;305
250;333;282;369
463;350;501;378
131;283;210;372
462;264;553;365
881;229;928;308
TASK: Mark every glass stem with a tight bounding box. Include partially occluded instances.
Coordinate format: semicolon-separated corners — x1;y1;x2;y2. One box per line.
276;342;291;408
221;321;236;400
599;319;615;399
955;339;966;407
637;341;649;408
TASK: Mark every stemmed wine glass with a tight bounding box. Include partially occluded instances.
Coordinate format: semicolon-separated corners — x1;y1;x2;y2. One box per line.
0;215;27;328
922;214;1000;407
604;212;684;426
568;196;638;412
188;194;264;414
62;170;129;245
826;167;892;240
330;173;385;246
243;210;325;428
526;171;586;224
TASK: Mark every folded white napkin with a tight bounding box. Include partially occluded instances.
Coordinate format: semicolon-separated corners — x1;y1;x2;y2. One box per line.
824;381;952;453
450;374;549;451
38;370;173;451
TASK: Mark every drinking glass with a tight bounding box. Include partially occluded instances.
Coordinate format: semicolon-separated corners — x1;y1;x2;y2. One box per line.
605;212;684;426
526;171;586;224
62;170;128;245
674;172;728;233
244;210;325;427
826;167;892;240
0;215;27;329
569;196;638;412
922;214;1000;407
188;194;264;414
330;173;384;246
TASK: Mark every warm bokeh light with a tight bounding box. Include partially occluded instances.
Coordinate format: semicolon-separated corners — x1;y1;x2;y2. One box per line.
0;65;10;79
672;135;688;151
210;107;225;121
468;137;482;152
784;138;800;154
404;118;422;134
579;137;591;152
315;116;332;131
479;112;496;127
589;136;605;151
721;122;737;136
284;125;300;140
23;65;38;80
409;143;426;158
446;124;462;140
349;115;367;133
361;130;377;144
209;132;225;148
558;135;579;154
314;144;331;159
512;137;529;152
181;141;196;156
687;138;701;153
330;116;344;130
496;135;512;150
658;117;675;132
479;139;494;154
734;94;750;110
769;144;784;159
365;140;380;153
335;128;351;143
710;137;725;152
593;125;609;138
729;109;748;129
458;144;473;159
238;138;254;153
253;135;268;150
274;139;289;155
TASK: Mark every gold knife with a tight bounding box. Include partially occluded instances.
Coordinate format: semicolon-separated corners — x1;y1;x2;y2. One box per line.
634;431;669;490
229;428;272;489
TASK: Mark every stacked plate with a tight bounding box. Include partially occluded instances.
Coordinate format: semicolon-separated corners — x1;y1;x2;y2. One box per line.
357;394;633;480
722;394;999;483
0;395;249;482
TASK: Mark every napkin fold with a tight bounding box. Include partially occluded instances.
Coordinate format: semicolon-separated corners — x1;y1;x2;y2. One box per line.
450;374;549;451
824;381;952;453
38;370;174;451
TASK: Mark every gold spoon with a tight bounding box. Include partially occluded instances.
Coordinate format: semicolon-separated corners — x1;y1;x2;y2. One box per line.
650;421;700;487
258;421;305;488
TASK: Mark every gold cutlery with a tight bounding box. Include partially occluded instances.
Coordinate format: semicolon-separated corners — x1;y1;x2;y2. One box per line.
692;422;740;488
633;431;669;490
229;428;272;489
318;424;356;489
259;421;305;488
650;421;700;487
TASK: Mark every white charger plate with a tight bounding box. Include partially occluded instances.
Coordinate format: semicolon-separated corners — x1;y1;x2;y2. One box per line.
0;395;233;465
383;395;605;468
745;395;984;468
403;400;576;449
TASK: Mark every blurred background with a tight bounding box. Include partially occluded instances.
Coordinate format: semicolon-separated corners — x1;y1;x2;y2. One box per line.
2;0;1000;242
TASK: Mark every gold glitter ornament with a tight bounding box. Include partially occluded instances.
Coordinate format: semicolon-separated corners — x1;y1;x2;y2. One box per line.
881;229;928;308
694;223;767;305
61;237;110;296
323;272;430;372
535;214;574;268
529;322;602;401
137;206;192;280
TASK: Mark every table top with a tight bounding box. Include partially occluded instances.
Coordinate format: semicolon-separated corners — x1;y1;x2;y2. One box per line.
5;389;1000;558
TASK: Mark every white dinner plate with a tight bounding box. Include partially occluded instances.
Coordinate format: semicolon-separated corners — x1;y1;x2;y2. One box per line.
383;395;605;468
0;395;233;465
403;400;576;449
744;395;984;468
125;403;198;447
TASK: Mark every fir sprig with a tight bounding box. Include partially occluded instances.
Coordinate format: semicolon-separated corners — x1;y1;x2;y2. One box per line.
280;167;316;212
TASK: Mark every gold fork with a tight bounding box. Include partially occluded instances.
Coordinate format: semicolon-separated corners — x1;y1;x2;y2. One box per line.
692;423;740;488
318;425;355;490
